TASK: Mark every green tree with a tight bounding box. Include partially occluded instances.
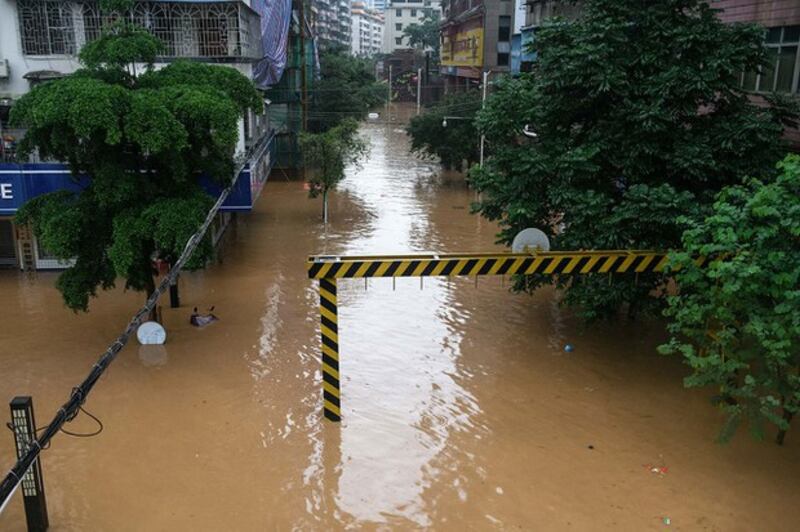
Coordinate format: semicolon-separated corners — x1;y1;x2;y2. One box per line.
407;91;481;171
660;155;800;445
471;0;797;321
403;12;441;60
299;118;368;223
12;6;261;313
309;47;387;133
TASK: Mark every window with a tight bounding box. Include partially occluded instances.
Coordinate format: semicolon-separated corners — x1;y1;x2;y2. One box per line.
742;25;800;94
498;15;511;42
411;9;417;17
396;8;402;16
396;23;402;31
395;37;402;45
18;0;76;55
497;52;509;66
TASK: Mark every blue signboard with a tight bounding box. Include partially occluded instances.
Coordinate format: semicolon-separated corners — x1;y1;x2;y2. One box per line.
0;133;274;215
0;170;24;214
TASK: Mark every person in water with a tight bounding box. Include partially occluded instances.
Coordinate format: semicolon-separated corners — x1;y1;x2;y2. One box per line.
190;306;219;327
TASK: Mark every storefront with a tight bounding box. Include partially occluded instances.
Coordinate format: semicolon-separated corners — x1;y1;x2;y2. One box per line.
0;132;274;269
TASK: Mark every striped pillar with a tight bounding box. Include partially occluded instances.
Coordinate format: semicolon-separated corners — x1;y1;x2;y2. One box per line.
319;278;341;421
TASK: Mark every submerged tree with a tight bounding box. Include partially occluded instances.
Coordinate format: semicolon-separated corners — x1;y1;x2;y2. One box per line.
407;91;481;171
299;118;368;223
471;0;797;320
12;2;261;313
308;47;387;133
660;155;800;445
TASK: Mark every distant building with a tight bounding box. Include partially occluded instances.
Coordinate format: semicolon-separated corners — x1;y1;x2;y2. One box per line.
313;0;353;50
383;0;441;53
352;2;385;57
439;0;515;90
366;0;387;11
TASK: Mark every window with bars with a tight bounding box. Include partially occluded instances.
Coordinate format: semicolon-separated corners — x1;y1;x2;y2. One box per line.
742;26;800;94
18;0;77;55
19;0;257;59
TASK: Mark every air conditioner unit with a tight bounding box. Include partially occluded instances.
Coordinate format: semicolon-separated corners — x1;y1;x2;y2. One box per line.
0;59;9;79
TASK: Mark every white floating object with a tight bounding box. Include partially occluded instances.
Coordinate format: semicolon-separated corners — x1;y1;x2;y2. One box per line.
512;227;550;253
137;321;167;345
368;112;379;120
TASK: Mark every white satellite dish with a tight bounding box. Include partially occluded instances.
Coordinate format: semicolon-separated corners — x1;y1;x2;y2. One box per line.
137;321;167;345
512;228;550;253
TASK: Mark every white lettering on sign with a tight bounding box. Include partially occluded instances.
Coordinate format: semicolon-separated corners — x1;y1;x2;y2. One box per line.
0;183;12;200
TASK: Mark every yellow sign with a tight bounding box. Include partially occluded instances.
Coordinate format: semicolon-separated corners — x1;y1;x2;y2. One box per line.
441;28;483;68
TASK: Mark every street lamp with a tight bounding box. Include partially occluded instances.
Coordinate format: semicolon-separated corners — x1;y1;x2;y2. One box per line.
441;116;470;128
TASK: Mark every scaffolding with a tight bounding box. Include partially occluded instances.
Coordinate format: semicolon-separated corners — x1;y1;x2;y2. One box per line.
17;0;262;60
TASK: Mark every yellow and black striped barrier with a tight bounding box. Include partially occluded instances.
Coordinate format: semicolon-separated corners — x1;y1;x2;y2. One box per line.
319;278;341;421
307;250;706;280
309;250;703;422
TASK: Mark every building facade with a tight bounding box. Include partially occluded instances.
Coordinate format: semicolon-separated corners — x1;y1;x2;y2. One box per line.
383;0;440;53
0;0;276;270
439;0;515;89
313;0;352;49
351;2;385;56
366;0;386;10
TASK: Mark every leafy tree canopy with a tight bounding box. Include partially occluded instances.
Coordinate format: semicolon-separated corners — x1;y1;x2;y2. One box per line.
309;47;387;133
407;90;481;171
471;0;797;321
660;155;800;445
12;6;261;311
299;118;368;222
403;12;441;60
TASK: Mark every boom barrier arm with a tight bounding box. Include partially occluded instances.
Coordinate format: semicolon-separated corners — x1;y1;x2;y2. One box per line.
308;250;705;422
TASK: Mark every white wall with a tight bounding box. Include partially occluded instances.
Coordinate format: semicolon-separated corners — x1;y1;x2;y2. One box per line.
0;0;81;98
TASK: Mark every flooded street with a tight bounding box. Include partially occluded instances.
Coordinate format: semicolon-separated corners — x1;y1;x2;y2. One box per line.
1;106;799;530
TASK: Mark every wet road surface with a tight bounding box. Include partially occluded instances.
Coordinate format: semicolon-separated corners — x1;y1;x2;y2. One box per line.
1;106;799;530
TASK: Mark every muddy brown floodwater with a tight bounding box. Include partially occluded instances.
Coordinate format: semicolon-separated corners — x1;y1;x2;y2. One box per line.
1;105;799;531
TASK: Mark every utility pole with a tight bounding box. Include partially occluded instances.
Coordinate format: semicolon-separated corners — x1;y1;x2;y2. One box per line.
298;0;308;132
416;67;422;114
387;65;392;107
479;69;488;168
386;64;392;122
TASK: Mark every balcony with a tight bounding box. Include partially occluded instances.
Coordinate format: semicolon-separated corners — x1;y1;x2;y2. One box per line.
16;0;262;62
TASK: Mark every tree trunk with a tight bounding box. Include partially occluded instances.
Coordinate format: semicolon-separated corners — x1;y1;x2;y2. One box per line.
776;407;794;446
323;189;329;224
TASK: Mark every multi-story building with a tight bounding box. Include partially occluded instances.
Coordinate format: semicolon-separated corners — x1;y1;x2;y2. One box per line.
0;0;277;270
383;0;440;53
313;0;352;50
352;2;385;56
364;0;387;10
439;0;515;90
